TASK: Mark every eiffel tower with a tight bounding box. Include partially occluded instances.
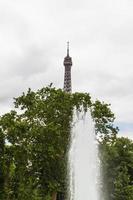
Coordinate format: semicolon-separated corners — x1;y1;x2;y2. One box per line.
63;42;72;93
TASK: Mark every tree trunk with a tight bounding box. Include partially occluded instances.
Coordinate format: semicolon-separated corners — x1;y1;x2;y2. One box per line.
52;192;57;200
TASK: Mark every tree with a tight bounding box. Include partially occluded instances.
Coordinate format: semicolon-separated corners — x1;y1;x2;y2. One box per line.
0;86;118;199
100;137;133;200
0;128;5;199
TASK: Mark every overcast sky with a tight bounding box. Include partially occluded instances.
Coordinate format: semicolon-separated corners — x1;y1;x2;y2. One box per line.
0;0;133;139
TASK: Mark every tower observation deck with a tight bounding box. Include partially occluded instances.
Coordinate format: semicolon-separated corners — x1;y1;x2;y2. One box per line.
63;42;72;93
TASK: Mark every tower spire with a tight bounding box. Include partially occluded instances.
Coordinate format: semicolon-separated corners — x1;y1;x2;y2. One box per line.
67;41;69;57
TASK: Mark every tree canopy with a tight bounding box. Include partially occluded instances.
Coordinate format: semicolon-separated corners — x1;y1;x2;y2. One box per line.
0;86;132;200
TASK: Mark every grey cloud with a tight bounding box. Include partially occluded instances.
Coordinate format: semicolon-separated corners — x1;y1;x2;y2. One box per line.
11;47;49;78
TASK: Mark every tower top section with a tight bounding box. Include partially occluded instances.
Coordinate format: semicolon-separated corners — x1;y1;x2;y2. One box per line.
64;42;72;67
63;42;72;93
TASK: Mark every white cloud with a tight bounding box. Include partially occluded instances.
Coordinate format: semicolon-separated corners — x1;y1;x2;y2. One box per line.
0;0;133;138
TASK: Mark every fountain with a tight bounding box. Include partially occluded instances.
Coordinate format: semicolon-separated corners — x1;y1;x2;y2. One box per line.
68;109;100;200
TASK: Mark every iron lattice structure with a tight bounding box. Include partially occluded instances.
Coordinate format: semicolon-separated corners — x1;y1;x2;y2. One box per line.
63;42;72;93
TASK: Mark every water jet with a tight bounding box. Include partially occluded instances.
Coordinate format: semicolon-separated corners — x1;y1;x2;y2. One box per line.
68;110;99;200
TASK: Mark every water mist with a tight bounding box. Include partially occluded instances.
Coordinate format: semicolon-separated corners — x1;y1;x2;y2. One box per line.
68;110;99;200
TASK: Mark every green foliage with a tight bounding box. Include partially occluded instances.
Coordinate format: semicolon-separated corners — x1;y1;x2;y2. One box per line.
100;137;133;200
0;128;5;199
0;86;131;200
91;100;118;140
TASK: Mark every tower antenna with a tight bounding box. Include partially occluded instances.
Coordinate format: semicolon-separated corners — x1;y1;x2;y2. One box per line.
67;41;69;56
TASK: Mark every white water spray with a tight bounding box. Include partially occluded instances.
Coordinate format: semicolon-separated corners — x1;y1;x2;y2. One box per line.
68;110;99;200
